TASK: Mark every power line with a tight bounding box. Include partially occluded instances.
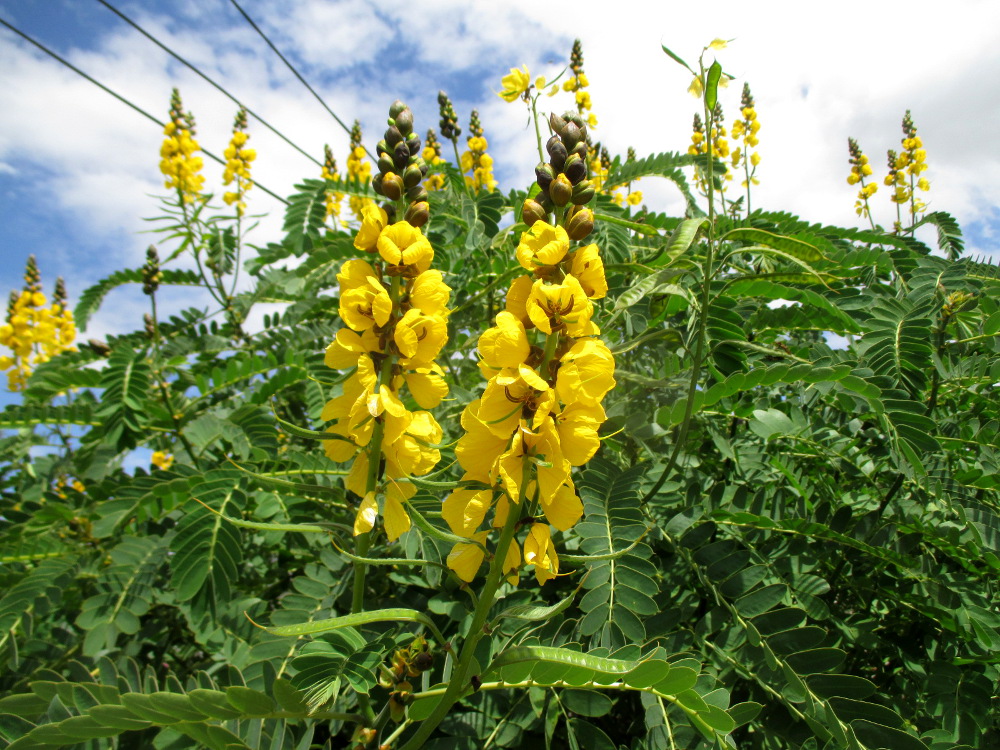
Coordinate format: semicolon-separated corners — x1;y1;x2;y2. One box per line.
227;0;359;146
0;16;289;206
94;0;322;169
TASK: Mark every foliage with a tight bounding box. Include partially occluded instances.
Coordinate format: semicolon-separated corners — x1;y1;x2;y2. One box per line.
1;37;998;750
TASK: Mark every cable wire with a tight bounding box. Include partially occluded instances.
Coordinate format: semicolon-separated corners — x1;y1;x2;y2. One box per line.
227;0;358;143
94;0;321;169
0;16;289;206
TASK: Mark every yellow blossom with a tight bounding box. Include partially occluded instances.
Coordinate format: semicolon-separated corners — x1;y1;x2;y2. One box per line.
499;66;531;102
377;222;434;273
516;222;570;271
447;532;489;582
523;523;559;585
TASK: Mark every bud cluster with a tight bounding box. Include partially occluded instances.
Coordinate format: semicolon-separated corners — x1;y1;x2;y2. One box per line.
373;101;431;227
445;111;616;586
422;129;446;191
847;137;877;218
437;90;461;140
377;635;435;724
1;256;77;391
222;107;256;217
347;120;375;222
159;88;205;203
730;83;762;189
323;102;452;541
142;245;162;296
321;144;345;221
460;109;497;193
562;39;598;128
523;111;596;238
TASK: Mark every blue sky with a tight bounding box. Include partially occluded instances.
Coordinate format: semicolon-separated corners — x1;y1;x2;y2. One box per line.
2;0;1000;415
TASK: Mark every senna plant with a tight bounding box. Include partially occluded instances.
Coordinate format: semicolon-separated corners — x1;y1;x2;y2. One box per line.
1;38;998;750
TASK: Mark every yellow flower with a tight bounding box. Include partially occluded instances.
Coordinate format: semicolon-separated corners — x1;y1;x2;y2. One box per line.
409;270;452;316
393;309;449;365
554;402;606;465
354;204;389;252
556;338;616;406
516;222;570;271
443;485;493;537
377;222;434;273
340;277;392;332
505;275;534;326
456;400;510;482
526;276;594;336
478;311;530;370
447;531;489;582
151;451;174;470
499;66;531;102
569;244;607;299
523;523;559;585
479;366;552;439
399;363;449;409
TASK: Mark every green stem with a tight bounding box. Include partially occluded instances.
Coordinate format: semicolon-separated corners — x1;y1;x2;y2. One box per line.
398;488;524;749
531;95;545;164
150;293;201;469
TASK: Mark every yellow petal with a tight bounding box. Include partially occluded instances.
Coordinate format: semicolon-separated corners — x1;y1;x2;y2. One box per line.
383;495;411;541
447;532;489;582
442;487;492;537
354;492;378;535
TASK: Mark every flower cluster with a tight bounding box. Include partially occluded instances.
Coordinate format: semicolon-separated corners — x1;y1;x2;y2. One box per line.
885;110;930;215
373;102;431;227
446;111;615;586
347;120;375;222
422;129;446;191
610;147;643;208
460;110;497;193
847;137;877;219
563;40;598;128
730;83;761;189
321;144;344;222
689;105;732;196
1;257;76;391
159;89;204;203
222;107;256;217
438;90;462;142
323;102;451;541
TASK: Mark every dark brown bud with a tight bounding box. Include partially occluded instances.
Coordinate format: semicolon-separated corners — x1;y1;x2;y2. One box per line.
563;153;587;184
394;107;413;136
389;100;408;118
549;112;567;134
566;207;594;240
413;651;434;672
406;185;428;203
521;198;547;227
548;173;573;207
571;180;596;205
377;154;395;175
393;142;410;169
535;162;555;192
88;339;111;357
546;135;567;171
385;125;403;147
570;141;588;160
403;163;423;188
535;192;554;213
404;201;430;228
407;134;422;157
382;172;404;201
376;139;389;156
381;202;397;222
372;173;385;196
561;122;582;149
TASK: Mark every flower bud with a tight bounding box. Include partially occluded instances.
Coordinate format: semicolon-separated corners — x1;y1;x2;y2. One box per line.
535;192;554;213
570;141;588;160
406;185;428;203
546;135;567;171
405;200;430;228
385;125;403;147
407;134;422;157
88;339;111;357
522;198;547;227
393;142;410;169
394;107;414;136
563;154;587;184
389;100;408;119
372;173;385;196
377;154;396;175
549;112;567;134
535;163;555;192
571;180;596;205
548;173;573;206
561;122;582;149
382;172;404;201
413;651;434;672
566;207;594;240
376;139;389;156
381;202;397;222
403;163;423;188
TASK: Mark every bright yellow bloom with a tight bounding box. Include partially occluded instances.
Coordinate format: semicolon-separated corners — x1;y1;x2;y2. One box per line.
554;402;606;465
455;399;509;482
505;275;534;326
523;523;558;585
393;309;449;365
556;338;617;406
151;451;174;470
339;276;392;332
354;204;389;252
478;311;530;370
324;327;379;369
499;66;531;102
526;276;594;336
443;486;493;537
516;222;570;270
447;531;489;582
569;244;607;299
409;270;452;316
399;363;449;409
377;222;434;273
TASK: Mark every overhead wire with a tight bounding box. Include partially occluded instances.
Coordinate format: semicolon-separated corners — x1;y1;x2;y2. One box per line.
94;0;322;169
227;0;367;156
0;16;289;206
